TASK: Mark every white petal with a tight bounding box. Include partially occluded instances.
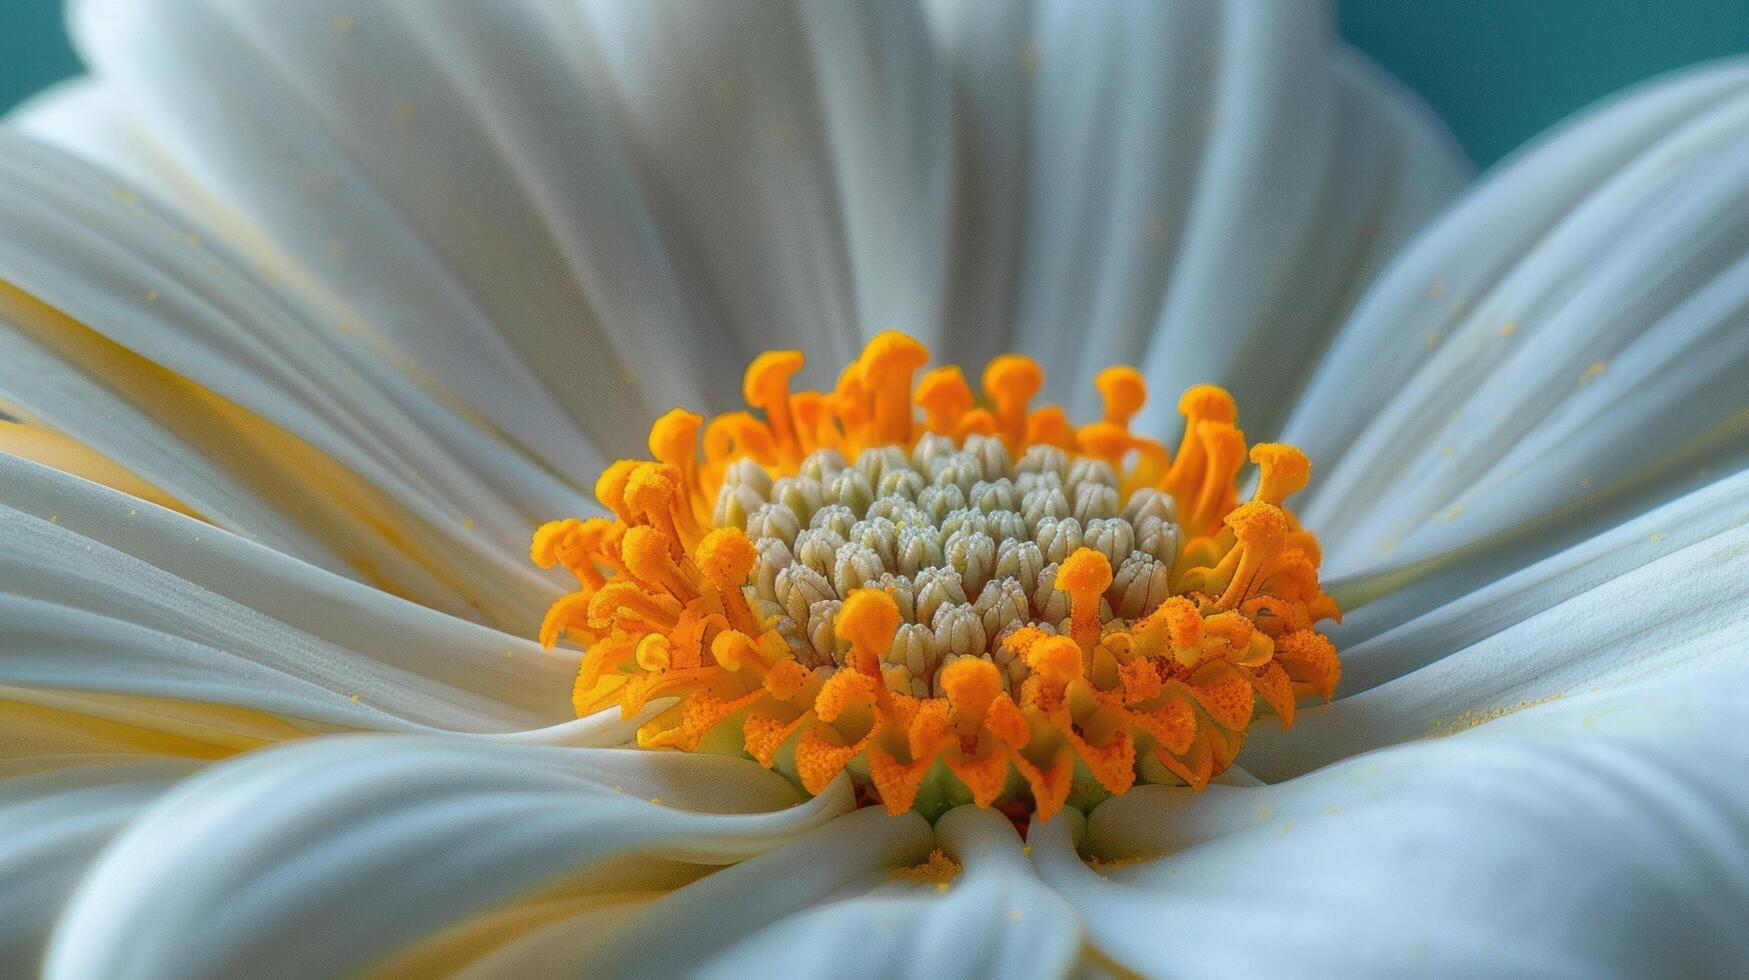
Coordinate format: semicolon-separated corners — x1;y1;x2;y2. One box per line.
927;1;1468;419
45;737;849;979
0;133;581;627
65;0;646;464
0;457;577;735
0;758;201;972
1328;464;1749;693
693;806;1081;977
1038;669;1749;975
1242;464;1749;779
10;76;169;193
64;0;955;411
467;804;936;976
574;0;951;371
1291;59;1749;608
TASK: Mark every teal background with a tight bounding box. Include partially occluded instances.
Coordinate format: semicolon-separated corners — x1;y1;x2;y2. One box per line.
2;1;1748;167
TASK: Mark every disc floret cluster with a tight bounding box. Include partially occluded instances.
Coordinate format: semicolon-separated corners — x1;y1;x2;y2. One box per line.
533;334;1339;820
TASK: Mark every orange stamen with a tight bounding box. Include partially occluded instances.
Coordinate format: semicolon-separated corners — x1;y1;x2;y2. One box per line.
530;333;1338;823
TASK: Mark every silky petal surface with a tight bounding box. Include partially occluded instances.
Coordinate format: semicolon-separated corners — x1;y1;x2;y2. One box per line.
926;0;1469;424
695;806;1081;978
0;132;578;629
0;758;202;973
1041;668;1749;976
0;457;577;735
1244;464;1749;778
1293;60;1749;630
45;737;850;980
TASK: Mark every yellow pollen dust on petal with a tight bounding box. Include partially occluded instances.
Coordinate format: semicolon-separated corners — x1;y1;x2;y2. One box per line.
530;333;1340;821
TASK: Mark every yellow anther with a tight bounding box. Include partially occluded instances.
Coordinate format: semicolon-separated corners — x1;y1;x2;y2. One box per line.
860;331;929;444
696;526;756;586
710;630;764;671
588;581;680;631
983;354;1044;450
624;462;697;545
530;518;576;569
915;366;974;437
696;526;759;633
1057;548;1113;651
594;459;641;523
1096;366;1147;429
636;634;672;672
620;525;692;598
649;409;702;469
1250;443;1310;506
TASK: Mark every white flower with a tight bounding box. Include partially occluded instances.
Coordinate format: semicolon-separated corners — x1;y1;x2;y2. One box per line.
2;0;1747;976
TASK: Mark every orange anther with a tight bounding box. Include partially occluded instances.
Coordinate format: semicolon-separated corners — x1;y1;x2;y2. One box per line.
696;527;759;633
620;525;692;597
1076;421;1132;468
1057;548;1113;651
1025;634;1084;686
915;366;974;436
532;519;609;590
832;365;873;450
860;332;929;444
535;335;1340;818
982;354;1044;450
1275;629;1341;699
649;409;702;468
594;459;641;523
1025;405;1076;449
1163;384;1238;504
1178;384;1236;425
837;588;901;675
1214;502;1288;612
696;526;756;586
1189;421;1247;535
635;634;672;671
1096;366;1147;429
744;350;805;454
703;412;776;467
1250;443;1310;505
710;630;764;671
939;657;1002;733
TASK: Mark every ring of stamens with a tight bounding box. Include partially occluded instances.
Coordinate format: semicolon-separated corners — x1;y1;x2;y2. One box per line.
532;333;1340;821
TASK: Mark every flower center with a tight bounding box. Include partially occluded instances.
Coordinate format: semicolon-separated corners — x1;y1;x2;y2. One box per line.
531;333;1340;821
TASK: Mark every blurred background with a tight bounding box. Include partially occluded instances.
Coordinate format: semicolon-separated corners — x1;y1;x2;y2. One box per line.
2;0;1747;168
